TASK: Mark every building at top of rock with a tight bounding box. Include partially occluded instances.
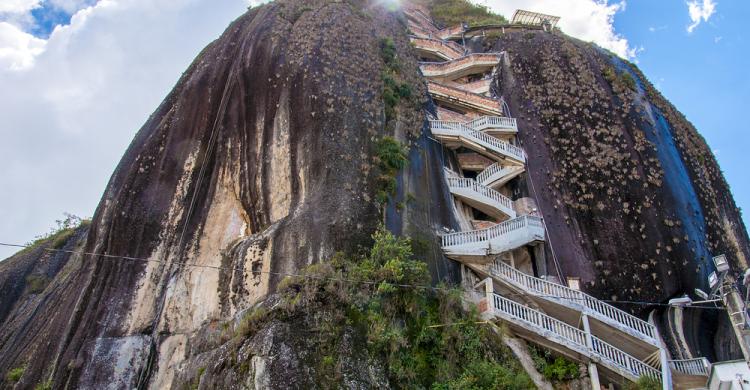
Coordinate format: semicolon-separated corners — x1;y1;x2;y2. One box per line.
511;9;561;29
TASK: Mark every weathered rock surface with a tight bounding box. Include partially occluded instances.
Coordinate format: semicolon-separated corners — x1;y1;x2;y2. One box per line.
490;30;749;360
0;1;456;388
1;1;748;388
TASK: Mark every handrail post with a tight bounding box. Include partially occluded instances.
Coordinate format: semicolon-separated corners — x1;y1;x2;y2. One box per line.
484;278;494;311
659;348;673;390
581;314;601;389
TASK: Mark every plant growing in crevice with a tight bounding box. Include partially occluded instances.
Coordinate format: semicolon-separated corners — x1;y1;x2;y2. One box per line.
6;365;25;383
374;136;408;204
23;213;90;253
379;37;415;123
529;345;579;382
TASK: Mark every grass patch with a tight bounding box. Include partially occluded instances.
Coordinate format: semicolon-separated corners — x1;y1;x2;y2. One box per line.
34;380;52;390
24;213;89;253
423;0;508;28
628;376;662;390
6;366;25;383
25;275;49;294
235;307;269;338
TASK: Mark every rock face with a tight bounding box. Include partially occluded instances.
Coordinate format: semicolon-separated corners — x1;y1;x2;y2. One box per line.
489;31;749;360
0;1;456;388
0;0;748;388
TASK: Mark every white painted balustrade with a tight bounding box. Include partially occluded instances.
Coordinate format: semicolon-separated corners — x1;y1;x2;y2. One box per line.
491;294;661;382
441;215;544;248
427;82;503;115
436;24;466;40
489;260;658;344
446;177;516;218
410;37;465;60
468;116;518;132
430;120;525;163
419;53;502;77
432;115;517;134
477;163;524;188
668;358;711;376
591;336;662;380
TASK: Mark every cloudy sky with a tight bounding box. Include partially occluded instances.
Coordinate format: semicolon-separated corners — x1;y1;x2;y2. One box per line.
0;0;746;259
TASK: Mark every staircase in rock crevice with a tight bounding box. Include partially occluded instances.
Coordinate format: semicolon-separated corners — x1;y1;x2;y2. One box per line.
403;4;709;389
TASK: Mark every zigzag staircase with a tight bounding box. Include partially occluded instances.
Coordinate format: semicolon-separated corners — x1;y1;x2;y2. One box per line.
404;4;709;389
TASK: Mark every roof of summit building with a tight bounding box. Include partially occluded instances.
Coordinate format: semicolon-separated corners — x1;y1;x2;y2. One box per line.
511;10;561;28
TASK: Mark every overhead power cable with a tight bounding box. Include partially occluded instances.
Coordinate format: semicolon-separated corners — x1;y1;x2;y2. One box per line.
0;241;726;311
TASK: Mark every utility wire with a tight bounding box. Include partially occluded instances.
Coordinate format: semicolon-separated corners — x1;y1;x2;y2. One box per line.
0;242;725;311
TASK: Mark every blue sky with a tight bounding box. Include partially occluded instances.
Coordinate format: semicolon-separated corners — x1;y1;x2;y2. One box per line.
613;1;749;230
0;0;747;260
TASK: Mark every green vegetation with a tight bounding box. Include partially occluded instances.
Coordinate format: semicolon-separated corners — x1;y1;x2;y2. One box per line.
530;345;579;382
602;64;637;92
380;37;399;71
425;0;508;28
188;367;206;390
6;366;25;383
237;226;532;388
24;213;89;253
628;376;662;390
621;72;637;91
34;380;52;390
379;38;413;122
25;274;49;294
374;136;408;204
235;307;269;338
432;361;535;389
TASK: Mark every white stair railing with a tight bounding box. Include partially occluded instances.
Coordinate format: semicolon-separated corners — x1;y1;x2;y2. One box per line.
477;163;524;187
427;82;502;115
419;53;501;77
492;293;589;347
446;177;516;218
489;260;658;343
441;215;544;248
491;294;661;381
592;336;662;380
436;24;467;40
669;358;711;376
410;36;465;59
430;120;525;163
468;116;518;132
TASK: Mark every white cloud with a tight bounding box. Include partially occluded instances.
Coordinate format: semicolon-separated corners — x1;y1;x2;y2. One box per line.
0;0;40;14
0;21;46;69
0;0;251;259
479;0;637;59
687;0;716;33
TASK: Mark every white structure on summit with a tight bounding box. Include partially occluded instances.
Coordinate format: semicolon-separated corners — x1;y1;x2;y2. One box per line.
511;9;561;31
